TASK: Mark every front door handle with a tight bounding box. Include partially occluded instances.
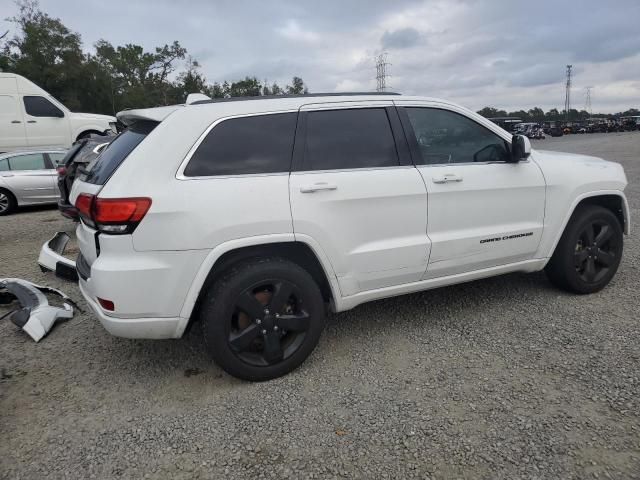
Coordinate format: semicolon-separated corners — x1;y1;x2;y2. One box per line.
11;120;22;124
432;173;463;184
1;173;14;177
300;182;338;193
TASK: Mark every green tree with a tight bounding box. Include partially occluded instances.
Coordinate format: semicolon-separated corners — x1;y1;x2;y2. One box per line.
5;0;86;109
477;107;507;118
2;0;310;113
286;76;307;94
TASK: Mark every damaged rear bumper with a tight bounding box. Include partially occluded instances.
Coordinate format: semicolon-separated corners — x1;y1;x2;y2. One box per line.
38;232;78;281
0;279;75;342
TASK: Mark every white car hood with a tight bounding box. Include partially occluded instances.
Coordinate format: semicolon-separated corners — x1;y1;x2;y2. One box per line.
533;149;627;189
71;112;116;123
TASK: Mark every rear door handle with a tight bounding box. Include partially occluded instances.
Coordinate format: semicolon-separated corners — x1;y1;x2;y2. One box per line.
432;173;463;184
11;120;22;124
300;183;338;193
27;120;37;124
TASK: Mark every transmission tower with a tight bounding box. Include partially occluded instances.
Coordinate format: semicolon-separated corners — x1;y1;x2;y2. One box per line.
584;87;593;116
375;53;391;92
564;65;572;122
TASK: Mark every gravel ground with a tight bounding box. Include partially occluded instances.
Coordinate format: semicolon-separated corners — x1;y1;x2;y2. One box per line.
1;132;639;479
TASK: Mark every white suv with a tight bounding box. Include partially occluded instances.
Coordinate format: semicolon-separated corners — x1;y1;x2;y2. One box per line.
70;93;629;380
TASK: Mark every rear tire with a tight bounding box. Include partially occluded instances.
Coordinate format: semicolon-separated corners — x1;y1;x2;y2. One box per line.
200;257;325;381
0;188;16;216
545;205;623;294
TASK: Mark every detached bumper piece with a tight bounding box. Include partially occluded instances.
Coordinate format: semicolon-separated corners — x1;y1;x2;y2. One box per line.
38;232;78;281
0;278;75;342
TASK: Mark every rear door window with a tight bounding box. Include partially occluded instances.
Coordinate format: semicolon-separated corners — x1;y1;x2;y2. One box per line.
303;108;399;171
184;112;297;177
8;153;47;171
82;121;157;185
0;159;8;171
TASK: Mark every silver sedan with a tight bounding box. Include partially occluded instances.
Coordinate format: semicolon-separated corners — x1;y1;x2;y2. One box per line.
0;149;67;215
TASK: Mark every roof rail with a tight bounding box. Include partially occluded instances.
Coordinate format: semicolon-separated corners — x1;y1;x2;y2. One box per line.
190;91;401;105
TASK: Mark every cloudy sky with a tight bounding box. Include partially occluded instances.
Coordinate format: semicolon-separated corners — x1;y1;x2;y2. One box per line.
2;0;639;112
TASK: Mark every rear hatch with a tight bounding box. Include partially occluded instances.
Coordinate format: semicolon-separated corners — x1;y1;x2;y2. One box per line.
70;121;158;268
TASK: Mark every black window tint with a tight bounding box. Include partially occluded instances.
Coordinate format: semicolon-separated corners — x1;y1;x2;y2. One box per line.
9;153;46;170
304;108;398;170
83;121;157;185
184;113;297;177
23;96;64;117
405;108;510;164
0;159;8;172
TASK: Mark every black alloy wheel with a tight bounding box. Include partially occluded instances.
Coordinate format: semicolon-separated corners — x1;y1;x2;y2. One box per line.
573;220;620;284
229;279;310;366
201;257;325;381
546;205;623;294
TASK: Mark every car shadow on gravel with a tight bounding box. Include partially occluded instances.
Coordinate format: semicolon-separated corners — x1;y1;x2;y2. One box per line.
323;270;560;338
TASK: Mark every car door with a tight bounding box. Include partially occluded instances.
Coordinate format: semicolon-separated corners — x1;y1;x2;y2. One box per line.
22;95;71;148
0;94;27;151
396;103;546;279
289;103;430;296
5;152;58;204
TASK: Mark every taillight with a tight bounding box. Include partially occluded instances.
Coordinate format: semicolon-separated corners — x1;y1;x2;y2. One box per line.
57;166;67;175
74;194;151;234
75;193;95;227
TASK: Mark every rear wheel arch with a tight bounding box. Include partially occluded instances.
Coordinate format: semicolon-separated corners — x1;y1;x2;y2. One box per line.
185;241;337;332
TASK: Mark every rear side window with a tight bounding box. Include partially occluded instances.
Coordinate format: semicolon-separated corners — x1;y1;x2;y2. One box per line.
8;153;47;170
83;121;157;185
23;96;64;117
184;112;297;177
0;159;8;171
303;108;399;171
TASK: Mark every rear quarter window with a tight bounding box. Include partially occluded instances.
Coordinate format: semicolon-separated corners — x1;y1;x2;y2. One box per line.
82;121;157;185
183;112;297;177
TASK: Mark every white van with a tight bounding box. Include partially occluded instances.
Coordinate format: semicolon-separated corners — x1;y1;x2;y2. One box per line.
0;73;117;153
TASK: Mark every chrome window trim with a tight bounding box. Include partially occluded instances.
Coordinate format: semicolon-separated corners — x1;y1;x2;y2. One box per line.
291;165;416;175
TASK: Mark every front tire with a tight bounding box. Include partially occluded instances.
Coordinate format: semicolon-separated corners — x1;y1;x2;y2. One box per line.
545;205;623;294
200;257;326;381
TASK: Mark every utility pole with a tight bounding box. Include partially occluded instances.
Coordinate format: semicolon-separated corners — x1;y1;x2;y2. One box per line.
584;86;593;116
564;64;572;123
375;53;391;92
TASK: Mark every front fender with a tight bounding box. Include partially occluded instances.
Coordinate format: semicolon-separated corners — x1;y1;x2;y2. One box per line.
537;189;630;262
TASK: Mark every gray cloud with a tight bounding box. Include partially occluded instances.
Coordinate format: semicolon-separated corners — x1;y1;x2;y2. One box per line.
381;28;422;49
1;0;638;112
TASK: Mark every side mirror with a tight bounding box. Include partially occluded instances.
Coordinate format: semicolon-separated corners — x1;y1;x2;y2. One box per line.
510;134;531;163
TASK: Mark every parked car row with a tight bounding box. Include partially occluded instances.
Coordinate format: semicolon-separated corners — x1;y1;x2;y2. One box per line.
0;149;66;215
0;134;114;216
